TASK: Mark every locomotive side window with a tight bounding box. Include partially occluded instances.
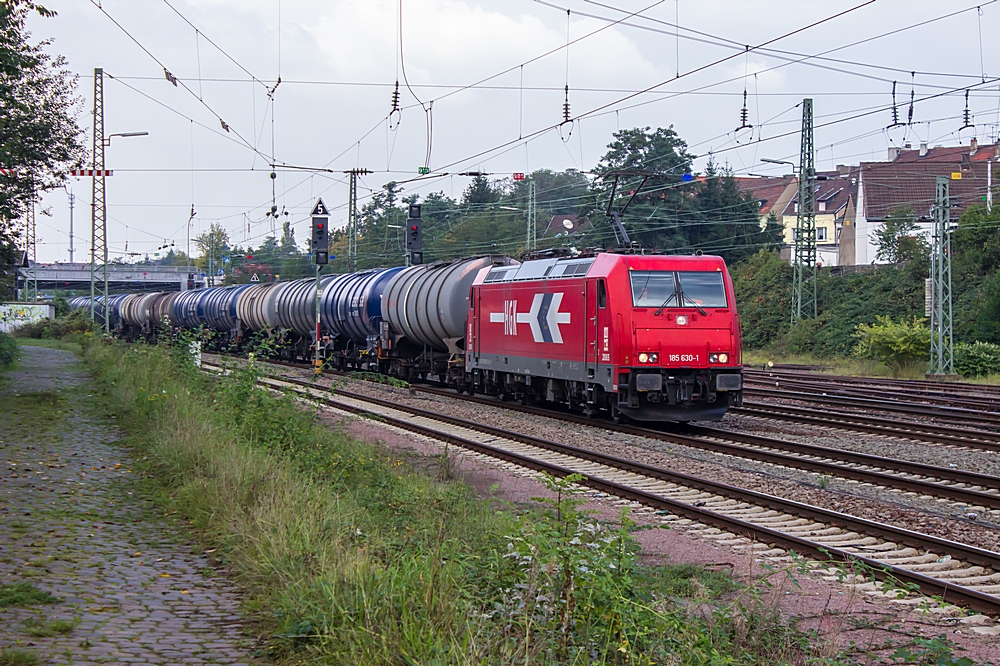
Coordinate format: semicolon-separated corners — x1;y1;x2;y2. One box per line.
630;271;676;308
676;272;728;308
598;279;607;308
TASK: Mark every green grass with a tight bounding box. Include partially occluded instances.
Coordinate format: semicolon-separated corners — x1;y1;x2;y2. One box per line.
16;337;83;354
84;339;852;664
22;617;77;637
0;582;61;607
0;649;39;666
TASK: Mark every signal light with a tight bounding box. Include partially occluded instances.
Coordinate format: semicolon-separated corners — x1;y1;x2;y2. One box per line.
311;214;329;265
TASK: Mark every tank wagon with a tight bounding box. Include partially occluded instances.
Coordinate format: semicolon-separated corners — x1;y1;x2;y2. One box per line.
77;251;742;422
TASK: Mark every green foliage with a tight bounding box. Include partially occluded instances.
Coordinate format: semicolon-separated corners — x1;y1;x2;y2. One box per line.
22;617;77;637
954;341;1000;378
730;251;792;349
0;1;84;268
874;206;929;263
11;309;93;339
890;634;975;666
0;649;39;665
0;581;60;606
84;340;839;664
0;331;17;369
853;316;930;375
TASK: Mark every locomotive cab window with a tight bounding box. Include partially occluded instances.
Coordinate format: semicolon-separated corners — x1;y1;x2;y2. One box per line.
677;272;727;308
597;279;607;308
629;271;676;308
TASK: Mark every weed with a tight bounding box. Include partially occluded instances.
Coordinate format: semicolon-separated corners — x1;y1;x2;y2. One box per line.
84;339;861;664
0;649;39;665
23;617;78;637
0;582;60;607
817;474;832;489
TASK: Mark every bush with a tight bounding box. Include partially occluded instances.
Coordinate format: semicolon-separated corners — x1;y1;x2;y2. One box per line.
13;309;94;340
0;332;17;370
853;316;930;376
954;341;1000;378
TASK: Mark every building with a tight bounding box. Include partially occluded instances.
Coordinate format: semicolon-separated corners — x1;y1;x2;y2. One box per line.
851;140;999;265
736;169;857;267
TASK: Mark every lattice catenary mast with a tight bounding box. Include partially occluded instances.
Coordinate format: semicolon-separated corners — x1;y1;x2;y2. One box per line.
928;175;954;376
90;67;109;332
343;168;371;270
792;98;817;324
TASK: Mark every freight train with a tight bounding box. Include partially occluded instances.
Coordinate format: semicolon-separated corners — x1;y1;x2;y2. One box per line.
69;252;743;422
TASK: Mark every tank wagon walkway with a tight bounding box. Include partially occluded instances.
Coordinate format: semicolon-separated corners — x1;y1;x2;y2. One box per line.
0;345;260;665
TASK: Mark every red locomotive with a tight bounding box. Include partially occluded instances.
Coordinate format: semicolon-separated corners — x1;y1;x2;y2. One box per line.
466;252;743;421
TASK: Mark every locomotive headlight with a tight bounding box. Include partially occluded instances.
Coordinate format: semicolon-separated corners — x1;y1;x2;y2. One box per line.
638;353;649;363
719;353;729;364
675;315;688;326
709;353;719;363
649;353;659;363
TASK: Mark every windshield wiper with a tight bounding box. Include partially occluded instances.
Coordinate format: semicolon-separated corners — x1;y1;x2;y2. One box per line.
654;293;676;316
682;294;708;316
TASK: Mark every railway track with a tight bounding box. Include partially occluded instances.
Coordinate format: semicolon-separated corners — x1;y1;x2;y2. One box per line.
734;401;1000;451
213;354;1000;511
744;371;1000;414
204;362;1000;615
745;386;1000;431
746;367;1000;398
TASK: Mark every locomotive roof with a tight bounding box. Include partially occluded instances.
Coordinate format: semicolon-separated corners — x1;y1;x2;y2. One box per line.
480;252;726;284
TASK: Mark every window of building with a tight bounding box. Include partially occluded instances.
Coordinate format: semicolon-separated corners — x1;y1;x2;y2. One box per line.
817;227;828;241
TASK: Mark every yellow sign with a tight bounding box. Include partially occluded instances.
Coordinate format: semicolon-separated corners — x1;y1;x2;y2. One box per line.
951;172;962;180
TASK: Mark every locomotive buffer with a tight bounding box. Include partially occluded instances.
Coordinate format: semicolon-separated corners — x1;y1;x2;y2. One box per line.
311;198;329;376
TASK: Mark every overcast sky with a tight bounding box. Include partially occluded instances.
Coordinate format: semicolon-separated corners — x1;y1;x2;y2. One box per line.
24;0;1000;263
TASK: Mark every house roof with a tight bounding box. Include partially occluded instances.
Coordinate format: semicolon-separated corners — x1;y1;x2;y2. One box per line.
860;159;991;220
733;176;796;215
778;169;858;218
889;140;999;164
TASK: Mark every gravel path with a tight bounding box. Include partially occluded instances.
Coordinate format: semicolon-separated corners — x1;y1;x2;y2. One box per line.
235;357;1000;553
0;345;262;665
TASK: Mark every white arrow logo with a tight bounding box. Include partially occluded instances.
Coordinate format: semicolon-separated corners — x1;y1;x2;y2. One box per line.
488;293;571;343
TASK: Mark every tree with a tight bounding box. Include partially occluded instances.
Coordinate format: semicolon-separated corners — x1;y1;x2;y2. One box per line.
194;223;230;282
873;206;927;264
1;1;84;270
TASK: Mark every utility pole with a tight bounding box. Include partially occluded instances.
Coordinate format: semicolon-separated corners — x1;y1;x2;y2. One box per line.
526;179;537;251
25;188;37;300
929;176;954;376
791;98;817;324
343;168;371;271
90;67;109;332
68;190;75;263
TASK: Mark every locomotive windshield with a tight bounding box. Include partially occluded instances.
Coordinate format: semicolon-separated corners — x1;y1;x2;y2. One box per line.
629;271;727;308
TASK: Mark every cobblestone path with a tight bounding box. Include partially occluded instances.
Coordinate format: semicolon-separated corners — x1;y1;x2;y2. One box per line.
0;345;261;665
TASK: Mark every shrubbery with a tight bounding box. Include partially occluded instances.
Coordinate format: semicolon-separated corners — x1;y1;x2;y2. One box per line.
954;341;1000;378
0;332;17;369
13;309;94;340
852;316;930;376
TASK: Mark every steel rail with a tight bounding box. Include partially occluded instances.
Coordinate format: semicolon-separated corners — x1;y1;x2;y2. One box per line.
745;376;1000;412
746;386;1000;428
241;369;1000;615
735;402;1000;450
744;368;1000;397
240;357;1000;508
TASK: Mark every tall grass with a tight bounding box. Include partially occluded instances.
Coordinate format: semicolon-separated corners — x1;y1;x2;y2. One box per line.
85;339;834;664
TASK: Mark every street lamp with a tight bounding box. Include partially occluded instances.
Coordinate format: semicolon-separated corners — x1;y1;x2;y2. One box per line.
760;157;795;167
105;131;149;146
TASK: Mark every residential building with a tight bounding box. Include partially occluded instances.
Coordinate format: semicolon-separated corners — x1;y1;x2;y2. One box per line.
852;140;999;265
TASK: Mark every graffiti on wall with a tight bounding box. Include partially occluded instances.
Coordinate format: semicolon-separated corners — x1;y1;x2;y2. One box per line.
0;303;54;333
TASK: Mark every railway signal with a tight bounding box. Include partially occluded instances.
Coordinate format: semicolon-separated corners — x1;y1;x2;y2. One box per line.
311;198;329;376
311;198;329;265
406;204;423;265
